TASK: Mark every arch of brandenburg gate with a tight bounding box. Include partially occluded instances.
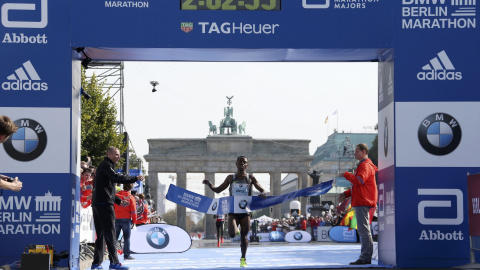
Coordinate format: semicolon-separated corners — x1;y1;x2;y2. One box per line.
144;135;313;238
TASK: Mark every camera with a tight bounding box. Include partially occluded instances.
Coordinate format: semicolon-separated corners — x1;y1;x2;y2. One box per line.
6;177;14;182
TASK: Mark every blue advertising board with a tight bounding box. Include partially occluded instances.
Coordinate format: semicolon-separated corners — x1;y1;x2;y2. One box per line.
0;0;479;268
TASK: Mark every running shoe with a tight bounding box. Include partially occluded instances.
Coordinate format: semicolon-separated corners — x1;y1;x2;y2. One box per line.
91;264;103;269
109;263;129;270
221;238;224;243
217;241;220;247
240;258;247;267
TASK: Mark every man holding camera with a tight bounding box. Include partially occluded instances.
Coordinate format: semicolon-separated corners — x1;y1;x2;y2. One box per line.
0;115;22;192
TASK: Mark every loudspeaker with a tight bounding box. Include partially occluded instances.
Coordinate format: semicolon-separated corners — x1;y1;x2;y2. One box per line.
21;253;50;270
310;196;320;204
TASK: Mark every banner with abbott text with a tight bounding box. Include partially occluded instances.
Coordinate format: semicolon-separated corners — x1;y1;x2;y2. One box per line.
166;180;333;215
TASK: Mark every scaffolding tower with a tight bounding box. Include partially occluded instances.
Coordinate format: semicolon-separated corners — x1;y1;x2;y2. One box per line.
85;61;125;134
84;61;142;171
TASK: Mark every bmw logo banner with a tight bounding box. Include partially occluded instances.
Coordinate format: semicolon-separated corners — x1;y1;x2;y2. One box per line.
130;224;192;253
0;107;71;173
396;102;480;167
166;180;333;215
285;231;312;243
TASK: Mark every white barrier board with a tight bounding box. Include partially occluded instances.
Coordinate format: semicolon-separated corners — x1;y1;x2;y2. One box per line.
130;224;191;253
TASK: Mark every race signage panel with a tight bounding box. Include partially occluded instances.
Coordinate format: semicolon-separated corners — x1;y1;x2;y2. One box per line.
316;226;332;242
396;102;480;167
130;224;192;253
467;173;480;236
328;226;357;243
0;107;71;173
394;167;469;267
285;231;312;243
269;231;286;242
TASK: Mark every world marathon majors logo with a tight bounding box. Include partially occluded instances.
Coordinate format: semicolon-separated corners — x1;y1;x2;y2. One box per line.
4;118;47;161
146;226;170;249
418;113;461;156
302;0;380;9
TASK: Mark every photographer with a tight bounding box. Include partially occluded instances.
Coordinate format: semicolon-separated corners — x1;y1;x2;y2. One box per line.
0;115;22;192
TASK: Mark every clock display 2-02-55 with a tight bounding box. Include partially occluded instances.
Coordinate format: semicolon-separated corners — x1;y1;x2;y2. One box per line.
181;0;280;11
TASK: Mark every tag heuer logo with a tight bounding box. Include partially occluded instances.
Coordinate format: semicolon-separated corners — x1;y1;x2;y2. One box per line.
181;22;193;33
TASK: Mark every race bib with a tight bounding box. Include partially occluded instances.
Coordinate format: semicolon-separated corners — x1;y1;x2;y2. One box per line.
232;183;248;196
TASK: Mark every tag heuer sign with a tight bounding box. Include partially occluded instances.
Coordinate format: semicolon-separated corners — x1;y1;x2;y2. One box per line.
181;22;193;33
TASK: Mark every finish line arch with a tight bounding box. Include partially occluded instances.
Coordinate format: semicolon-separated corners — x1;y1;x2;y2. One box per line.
0;0;479;268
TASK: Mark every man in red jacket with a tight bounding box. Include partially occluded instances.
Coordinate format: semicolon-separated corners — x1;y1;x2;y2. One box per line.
114;183;137;260
338;143;378;265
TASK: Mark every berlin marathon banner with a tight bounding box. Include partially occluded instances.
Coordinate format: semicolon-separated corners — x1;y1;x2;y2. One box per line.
166;180;333;215
401;0;476;30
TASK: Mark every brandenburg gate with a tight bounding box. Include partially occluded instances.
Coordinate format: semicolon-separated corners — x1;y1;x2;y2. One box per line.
144;135;313;237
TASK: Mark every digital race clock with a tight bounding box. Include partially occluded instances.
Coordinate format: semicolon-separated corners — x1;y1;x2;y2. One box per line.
181;0;281;11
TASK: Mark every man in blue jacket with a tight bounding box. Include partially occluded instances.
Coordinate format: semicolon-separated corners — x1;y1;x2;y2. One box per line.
91;147;144;270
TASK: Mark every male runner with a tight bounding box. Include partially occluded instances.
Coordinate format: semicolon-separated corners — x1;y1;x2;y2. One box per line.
203;156;267;267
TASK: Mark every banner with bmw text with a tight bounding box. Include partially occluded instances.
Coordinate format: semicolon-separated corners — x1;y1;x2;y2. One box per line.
391;0;479;267
0;0;76;267
166;180;332;215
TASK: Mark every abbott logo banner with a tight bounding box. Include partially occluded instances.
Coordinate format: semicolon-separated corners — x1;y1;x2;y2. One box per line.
1;0;47;28
418;188;463;225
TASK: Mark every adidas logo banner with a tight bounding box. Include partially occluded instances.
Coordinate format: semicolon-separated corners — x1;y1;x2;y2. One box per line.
417;50;462;81
2;60;48;91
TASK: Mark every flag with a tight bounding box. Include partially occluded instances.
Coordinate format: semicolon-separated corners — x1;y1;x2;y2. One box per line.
350;212;357;230
324;116;328;124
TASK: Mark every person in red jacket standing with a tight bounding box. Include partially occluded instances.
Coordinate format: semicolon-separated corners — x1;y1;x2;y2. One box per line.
80;168;93;208
338;143;378;265
114;183;137;260
134;193;149;226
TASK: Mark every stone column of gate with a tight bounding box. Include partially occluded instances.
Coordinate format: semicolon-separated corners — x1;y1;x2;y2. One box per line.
204;172;216;239
298;172;309;217
176;170;187;230
147;171;159;213
269;172;282;219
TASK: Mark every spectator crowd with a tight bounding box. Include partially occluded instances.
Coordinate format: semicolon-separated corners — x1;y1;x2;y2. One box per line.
257;213;346;235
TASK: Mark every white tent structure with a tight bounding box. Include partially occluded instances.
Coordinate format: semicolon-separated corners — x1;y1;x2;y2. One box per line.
255;215;274;223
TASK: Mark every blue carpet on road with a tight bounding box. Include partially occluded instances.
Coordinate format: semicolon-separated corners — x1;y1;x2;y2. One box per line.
97;244;391;269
